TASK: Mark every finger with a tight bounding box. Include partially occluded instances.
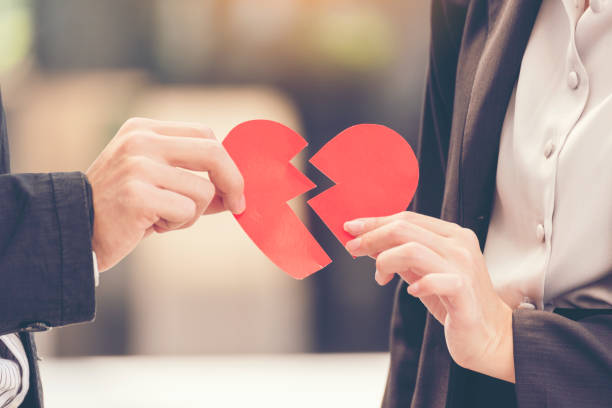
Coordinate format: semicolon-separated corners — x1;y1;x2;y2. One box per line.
344;211;458;238
143;185;197;230
152;121;217;140
376;242;448;281
420;294;448;325
154;136;245;214
345;220;450;258
374;270;395;286
155;195;224;230
145;160;216;228
407;273;463;298
123;118;217;140
203;195;226;214
407;274;474;323
377;259;421;288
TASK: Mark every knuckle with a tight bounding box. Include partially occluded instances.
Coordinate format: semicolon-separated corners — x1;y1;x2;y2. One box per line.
419;275;433;289
401;241;421;262
120;180;147;212
389;221;408;242
399;211;414;221
204;139;225;161
123;179;144;199
181;199;197;220
195;125;215;139
453;247;473;264
120;131;152;155
359;235;371;251
122;117;150;131
450;222;464;235
123;155;150;177
462;227;480;245
375;254;388;274
194;179;215;205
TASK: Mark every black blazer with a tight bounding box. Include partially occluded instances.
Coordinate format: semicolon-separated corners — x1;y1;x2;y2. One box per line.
382;1;612;407
0;93;96;407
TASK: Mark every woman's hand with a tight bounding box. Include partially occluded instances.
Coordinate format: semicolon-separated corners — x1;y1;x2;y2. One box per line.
344;211;515;383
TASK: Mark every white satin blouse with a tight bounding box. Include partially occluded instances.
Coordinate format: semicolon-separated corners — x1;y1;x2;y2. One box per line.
484;0;612;311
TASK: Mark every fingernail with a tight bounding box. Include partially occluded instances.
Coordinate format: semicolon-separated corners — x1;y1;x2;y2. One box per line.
231;195;246;214
345;237;361;254
407;282;419;295
374;270;384;286
344;220;364;235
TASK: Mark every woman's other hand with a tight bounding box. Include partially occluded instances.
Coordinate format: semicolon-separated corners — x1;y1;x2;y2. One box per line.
344;211;515;383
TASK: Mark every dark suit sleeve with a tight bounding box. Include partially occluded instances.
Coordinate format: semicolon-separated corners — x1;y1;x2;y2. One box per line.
513;311;612;407
382;1;468;407
0;172;96;335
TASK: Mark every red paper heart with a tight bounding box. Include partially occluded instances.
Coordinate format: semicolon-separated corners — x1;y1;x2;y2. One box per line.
223;120;418;279
223;121;331;279
308;124;419;246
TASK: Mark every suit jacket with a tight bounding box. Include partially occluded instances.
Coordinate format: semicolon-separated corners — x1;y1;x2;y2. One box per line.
0;92;96;407
382;1;612;407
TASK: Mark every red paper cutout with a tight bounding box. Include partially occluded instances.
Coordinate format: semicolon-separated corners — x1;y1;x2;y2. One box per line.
223;120;332;279
223;120;419;279
308;124;419;246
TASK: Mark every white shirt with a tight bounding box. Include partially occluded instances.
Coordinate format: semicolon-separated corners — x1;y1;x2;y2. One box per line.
0;335;29;408
484;0;612;311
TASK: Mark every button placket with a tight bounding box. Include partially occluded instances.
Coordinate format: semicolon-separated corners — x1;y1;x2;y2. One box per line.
538;14;590;310
536;223;546;243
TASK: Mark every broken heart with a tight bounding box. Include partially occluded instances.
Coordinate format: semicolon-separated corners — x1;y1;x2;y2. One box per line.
223;120;419;279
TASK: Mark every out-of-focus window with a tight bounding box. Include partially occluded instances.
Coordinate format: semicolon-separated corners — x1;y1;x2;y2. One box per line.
0;0;33;74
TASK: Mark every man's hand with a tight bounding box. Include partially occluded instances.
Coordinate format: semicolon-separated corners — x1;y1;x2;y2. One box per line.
86;118;245;272
343;211;515;383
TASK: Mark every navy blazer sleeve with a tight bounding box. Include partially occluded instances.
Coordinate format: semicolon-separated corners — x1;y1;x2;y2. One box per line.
0;97;96;335
513;311;612;406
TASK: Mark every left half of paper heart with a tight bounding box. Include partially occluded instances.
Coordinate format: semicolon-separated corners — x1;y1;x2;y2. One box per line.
223;120;331;279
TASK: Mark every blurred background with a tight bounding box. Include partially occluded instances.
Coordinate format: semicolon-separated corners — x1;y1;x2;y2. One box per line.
0;0;429;405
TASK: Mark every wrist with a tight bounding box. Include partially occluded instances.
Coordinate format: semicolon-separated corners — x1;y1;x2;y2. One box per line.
483;302;515;382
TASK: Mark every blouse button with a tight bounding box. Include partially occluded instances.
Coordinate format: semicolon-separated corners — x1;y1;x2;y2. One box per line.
568;71;580;90
544;140;555;159
536;224;546;243
518;297;536;310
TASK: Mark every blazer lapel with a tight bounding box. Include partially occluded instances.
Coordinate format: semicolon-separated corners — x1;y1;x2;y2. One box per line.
442;0;542;245
414;2;543;407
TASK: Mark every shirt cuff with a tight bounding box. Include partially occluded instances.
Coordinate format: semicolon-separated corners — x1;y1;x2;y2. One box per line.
92;251;100;287
50;172;96;325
